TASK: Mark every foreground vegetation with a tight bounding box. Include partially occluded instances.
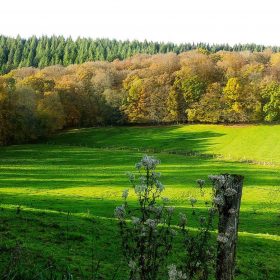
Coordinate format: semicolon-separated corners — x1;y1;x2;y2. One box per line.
0;125;279;279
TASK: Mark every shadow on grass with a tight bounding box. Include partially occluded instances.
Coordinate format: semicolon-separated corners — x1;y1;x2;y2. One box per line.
0;205;279;280
0;146;279;189
0;156;280;189
1;193;279;236
47;125;225;154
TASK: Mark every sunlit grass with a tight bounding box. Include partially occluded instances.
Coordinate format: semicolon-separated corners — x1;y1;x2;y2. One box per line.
0;125;279;279
51;124;280;164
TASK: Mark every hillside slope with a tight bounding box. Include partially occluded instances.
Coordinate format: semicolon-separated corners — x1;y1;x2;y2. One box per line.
50;124;280;164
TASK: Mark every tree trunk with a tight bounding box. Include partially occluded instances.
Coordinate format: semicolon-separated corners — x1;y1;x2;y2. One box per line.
209;174;244;280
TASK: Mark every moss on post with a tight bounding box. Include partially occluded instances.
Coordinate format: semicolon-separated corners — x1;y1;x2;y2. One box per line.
209;174;244;280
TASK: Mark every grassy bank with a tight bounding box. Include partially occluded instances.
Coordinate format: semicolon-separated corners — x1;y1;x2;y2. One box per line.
0;125;279;279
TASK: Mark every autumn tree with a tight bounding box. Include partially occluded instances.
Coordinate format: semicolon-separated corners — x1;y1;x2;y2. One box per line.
261;81;280;122
2;49;280;146
187;83;225;123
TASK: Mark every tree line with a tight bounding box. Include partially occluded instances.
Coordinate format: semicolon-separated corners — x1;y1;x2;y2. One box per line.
1;35;280;74
1;49;280;145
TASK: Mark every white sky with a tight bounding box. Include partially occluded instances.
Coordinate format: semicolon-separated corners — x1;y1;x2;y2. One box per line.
1;0;280;45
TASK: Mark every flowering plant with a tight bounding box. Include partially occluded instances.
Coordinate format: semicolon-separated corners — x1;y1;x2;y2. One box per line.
115;155;175;280
174;178;216;280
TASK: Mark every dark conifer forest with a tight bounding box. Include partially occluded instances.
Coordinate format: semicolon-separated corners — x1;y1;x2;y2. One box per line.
1;35;279;74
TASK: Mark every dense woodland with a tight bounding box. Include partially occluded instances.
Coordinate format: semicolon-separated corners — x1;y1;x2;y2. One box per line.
1;35;280;74
1;39;280;145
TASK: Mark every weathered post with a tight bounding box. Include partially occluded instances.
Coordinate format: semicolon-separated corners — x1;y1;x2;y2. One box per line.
209;174;244;280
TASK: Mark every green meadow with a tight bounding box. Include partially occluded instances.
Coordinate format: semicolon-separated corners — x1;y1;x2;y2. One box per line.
0;124;279;279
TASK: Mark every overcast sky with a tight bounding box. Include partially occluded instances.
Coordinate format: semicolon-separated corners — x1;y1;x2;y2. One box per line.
1;0;280;45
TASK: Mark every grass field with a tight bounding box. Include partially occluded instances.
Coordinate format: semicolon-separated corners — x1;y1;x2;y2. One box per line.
0;124;279;279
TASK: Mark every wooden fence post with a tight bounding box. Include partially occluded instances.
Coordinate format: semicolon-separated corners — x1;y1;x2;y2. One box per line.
209;174;244;280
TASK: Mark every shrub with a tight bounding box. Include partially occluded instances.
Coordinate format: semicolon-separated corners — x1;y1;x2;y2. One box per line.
115;155;175;279
115;156;216;280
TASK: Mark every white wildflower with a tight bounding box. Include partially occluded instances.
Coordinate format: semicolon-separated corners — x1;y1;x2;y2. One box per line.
213;194;224;206
138;155;160;170
139;176;147;184
178;213;187;227
168;264;187;280
177;271;187;280
131;216;140;225
196;179;205;187
146;219;156;229
208;175;226;189
128;260;137;270
140;226;147;236
155;180;164;191
114;205;126;220
122;189;129;199
208;207;216;215
126;172;135;183
153;206;163;216
152;171;161;179
135;162;142;170
208;175;221;182
225;226;235;236
189;197;197;207
228;208;236;214
135;184;146;194
168;264;177;280
167;206;174;214
217;233;229;244
147;205;155;212
224;188;237;197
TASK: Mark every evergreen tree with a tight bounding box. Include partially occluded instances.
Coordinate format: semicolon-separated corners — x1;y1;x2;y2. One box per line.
1;35;279;74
